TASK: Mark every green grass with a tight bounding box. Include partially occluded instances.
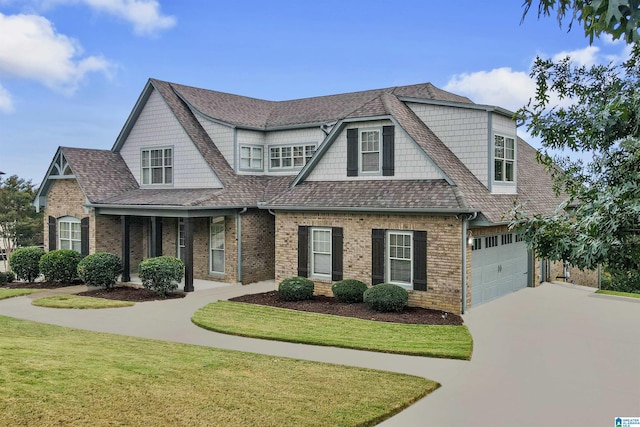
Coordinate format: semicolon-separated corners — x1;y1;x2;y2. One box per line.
0;315;437;427
32;295;135;309
192;301;473;360
595;289;640;299
0;289;42;300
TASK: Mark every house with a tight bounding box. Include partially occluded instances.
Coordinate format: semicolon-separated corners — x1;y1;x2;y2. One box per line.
33;78;590;314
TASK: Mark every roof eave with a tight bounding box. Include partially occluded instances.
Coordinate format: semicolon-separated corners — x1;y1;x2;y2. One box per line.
398;96;515;118
261;205;478;215
111;79;156;152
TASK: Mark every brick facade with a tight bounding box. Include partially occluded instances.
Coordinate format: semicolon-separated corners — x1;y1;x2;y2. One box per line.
549;260;599;287
275;211;469;314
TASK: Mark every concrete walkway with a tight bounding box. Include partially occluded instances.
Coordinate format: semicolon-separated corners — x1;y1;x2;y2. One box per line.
0;281;638;426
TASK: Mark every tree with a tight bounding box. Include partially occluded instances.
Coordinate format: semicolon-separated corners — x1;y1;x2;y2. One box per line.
514;2;640;291
522;0;640;44
0;175;43;271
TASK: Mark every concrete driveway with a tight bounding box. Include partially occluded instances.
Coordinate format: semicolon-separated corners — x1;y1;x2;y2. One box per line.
0;281;638;426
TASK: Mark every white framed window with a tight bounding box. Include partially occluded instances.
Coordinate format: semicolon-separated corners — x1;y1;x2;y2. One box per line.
177;218;185;261
310;227;331;278
387;231;412;286
494;135;515;182
269;144;316;169
472;238;482;251
142;147;173;185
59;216;81;252
240;146;263;170
210;217;225;274
359;129;381;173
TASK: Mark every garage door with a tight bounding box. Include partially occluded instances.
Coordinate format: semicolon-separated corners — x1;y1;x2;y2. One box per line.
471;233;529;307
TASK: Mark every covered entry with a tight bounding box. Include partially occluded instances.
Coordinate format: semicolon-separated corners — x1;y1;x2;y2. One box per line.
471;233;530;307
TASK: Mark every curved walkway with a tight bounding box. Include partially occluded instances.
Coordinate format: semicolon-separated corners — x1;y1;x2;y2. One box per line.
0;281;638;426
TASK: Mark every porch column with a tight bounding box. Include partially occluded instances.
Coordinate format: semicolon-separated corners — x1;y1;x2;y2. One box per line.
150;216;163;257
121;215;131;282
183;217;194;292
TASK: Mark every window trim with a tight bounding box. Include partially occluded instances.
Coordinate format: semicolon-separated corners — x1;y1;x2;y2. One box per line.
268;143;316;171
386;230;413;288
58;216;81;252
358;128;382;175
310;227;332;279
141;146;174;186
239;145;264;171
209;217;225;274
493;134;515;183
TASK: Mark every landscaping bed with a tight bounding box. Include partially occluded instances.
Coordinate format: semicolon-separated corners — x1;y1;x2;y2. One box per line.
77;286;186;302
230;291;463;326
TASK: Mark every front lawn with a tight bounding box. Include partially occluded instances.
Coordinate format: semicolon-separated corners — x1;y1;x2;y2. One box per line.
595;289;640;299
32;295;135;309
0;289;42;300
0;315;437;426
192;301;473;360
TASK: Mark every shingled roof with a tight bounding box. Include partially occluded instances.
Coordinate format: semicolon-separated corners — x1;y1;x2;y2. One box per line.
37;79;561;223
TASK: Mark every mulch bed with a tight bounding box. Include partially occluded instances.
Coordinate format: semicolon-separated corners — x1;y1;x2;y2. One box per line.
1;281;78;289
230;291;463;326
77;286;186;302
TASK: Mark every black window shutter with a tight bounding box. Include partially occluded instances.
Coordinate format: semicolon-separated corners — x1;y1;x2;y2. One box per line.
346;128;358;176
298;226;309;277
331;227;343;281
80;217;90;256
413;231;427;291
371;229;385;285
382;125;395;176
48;216;57;251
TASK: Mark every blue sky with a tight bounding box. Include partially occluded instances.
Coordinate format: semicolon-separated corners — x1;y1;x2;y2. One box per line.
0;0;631;183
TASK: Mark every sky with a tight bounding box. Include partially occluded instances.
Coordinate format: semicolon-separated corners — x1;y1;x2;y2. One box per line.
0;0;632;184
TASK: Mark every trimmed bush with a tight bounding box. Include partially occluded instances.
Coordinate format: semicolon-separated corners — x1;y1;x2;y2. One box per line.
39;250;83;283
278;277;314;301
0;272;6;285
138;256;184;297
5;271;15;283
9;247;45;282
77;252;123;289
602;267;640;293
363;283;409;312
332;279;368;303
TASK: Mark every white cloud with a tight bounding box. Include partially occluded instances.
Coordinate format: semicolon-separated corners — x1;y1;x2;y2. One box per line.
0;13;112;93
444;68;535;112
42;0;176;35
0;83;14;113
552;45;600;66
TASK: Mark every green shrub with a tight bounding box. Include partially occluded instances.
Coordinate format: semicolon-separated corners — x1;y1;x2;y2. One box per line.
0;272;6;285
363;283;409;312
5;271;15;283
77;252;123;289
9;247;45;282
138;256;184;297
39;250;83;283
278;277;314;301
332;279;368;303
602;267;640;293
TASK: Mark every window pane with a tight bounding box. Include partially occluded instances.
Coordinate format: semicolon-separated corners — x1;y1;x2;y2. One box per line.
240;158;251;168
495;160;503;181
271;158;280;168
142;168;150;184
495;135;504;148
165;167;173;183
390;259;411;283
282;147;291;158
241;147;251;157
282;157;292;167
362;152;379;172
505;161;514;181
152;168;163;183
142;151;149;167
313;253;331;275
164;149;172;166
211;250;224;273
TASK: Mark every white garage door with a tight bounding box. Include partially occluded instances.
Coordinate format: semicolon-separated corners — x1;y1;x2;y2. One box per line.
471;233;529;307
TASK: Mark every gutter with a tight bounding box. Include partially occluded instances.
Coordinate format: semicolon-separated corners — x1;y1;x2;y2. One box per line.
262;205;477;215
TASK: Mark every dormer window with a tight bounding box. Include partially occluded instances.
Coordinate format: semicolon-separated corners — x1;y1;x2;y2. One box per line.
240;146;263;170
269;144;316;170
359;129;381;174
494;135;514;182
142;147;173;185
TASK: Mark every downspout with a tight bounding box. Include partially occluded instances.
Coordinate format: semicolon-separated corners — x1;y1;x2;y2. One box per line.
237;207;247;283
460;212;478;314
